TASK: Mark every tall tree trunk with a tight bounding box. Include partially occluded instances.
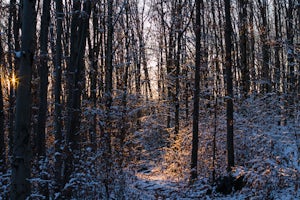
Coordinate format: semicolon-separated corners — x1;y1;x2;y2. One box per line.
217;0;226;95
190;0;202;182
158;32;164;101
158;0;171;127
103;0;114;198
142;44;152;100
11;0;37;199
249;1;256;92
37;0;51;159
64;0;91;197
88;3;100;151
115;4;131;199
132;1;142;128
298;0;300;94
182;35;189;123
167;9;175;129
54;0;63;196
212;1;221;97
286;0;295;95
174;0;182;136
258;0;271;93
159;0;167;102
0;34;5;173
274;0;281;92
8;0;19;160
224;0;234;171
238;0;250;97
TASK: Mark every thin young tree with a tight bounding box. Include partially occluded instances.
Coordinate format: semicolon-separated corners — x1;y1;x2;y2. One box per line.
37;0;51;159
10;0;37;199
175;0;182;136
286;0;295;95
0;33;5;173
258;0;271;93
224;0;234;170
114;2;131;198
298;0;300;94
102;0;114;197
7;0;20;157
54;0;64;195
87;2;101;151
64;0;91;197
238;0;250;97
190;0;202;181
248;1;256;92
273;0;281;91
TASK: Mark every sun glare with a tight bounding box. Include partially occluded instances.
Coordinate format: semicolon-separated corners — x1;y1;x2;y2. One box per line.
10;72;18;88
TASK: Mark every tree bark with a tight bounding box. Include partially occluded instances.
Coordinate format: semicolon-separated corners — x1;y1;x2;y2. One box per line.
88;3;100;151
273;0;281;92
8;0;20;160
0;34;5;173
54;0;64;196
103;0;114;198
37;0;51;159
249;1;256;92
166;5;175;129
238;0;250;97
174;0;183;136
64;0;91;197
258;0;271;93
224;0;234;171
11;0;36;199
286;0;295;94
190;0;202;182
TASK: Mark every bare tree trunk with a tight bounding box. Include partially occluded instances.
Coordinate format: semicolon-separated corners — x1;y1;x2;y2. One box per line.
63;0;91;198
142;44;152;100
8;0;20;160
37;0;51;159
103;0;114;198
286;0;295;95
157;32;165;101
249;1;256;92
298;0;300;94
258;0;271;93
273;0;281;92
54;0;64;196
190;0;202;182
115;3;131;199
36;4;51;197
88;3;101;151
166;5;175;129
0;34;5;173
132;1;144;128
238;0;250;97
11;0;37;199
225;0;234;171
174;0;182;136
211;1;221;97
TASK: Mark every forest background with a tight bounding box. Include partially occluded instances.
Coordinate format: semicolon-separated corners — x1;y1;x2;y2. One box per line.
0;0;299;199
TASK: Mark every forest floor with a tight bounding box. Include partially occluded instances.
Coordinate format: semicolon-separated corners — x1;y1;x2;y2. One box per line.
0;94;299;200
125;94;300;200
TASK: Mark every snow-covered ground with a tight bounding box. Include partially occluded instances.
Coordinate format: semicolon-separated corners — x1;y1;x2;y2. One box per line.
0;94;299;199
124;94;300;199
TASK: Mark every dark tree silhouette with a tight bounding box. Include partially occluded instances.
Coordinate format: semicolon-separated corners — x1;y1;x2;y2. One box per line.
190;0;202;181
36;0;51;159
54;0;64;195
63;0;91;197
224;0;234;170
0;34;5;173
10;0;37;199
